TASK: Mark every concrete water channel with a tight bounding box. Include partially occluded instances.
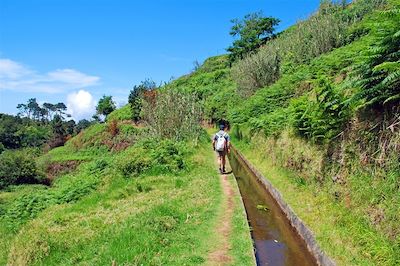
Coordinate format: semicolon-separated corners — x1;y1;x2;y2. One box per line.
229;147;334;266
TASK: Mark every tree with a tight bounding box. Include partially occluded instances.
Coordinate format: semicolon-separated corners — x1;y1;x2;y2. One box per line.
55;102;67;117
0;114;22;149
65;120;76;136
17;98;40;120
17;100;69;122
16;124;52;148
128;79;157;124
0;149;43;188
43;103;56;120
48;114;67;148
27;98;41;121
16;103;29;118
227;12;280;62
129;87;143;124
96;95;116;119
75;119;92;133
92;114;101;122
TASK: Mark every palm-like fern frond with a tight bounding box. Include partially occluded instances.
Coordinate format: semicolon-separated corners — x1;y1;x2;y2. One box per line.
348;5;400;108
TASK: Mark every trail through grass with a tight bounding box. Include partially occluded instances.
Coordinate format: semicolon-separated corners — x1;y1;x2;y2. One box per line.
0;138;255;265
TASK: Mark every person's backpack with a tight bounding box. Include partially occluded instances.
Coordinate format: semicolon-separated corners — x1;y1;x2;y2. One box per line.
215;132;227;152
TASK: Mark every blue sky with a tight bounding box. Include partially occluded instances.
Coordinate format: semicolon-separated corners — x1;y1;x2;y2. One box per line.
0;0;320;120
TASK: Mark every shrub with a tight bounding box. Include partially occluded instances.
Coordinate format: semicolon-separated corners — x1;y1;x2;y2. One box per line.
3;159;104;229
231;46;281;97
348;4;400;108
150;140;187;173
117;146;152;177
248;107;290;137
107;120;119;137
116;140;189;178
142;89;203;143
229;74;297;125
4;190;54;227
16;124;53;148
291;80;350;144
0;149;45;189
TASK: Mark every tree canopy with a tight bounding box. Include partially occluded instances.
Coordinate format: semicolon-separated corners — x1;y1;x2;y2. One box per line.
128;79;157;123
227;12;280;62
96;95;116;119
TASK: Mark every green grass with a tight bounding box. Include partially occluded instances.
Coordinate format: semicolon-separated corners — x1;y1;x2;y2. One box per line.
107;104;133;122
0;131;255;265
234;140;399;265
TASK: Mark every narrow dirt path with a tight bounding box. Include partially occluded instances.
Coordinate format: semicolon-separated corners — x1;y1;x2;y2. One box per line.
206;158;235;265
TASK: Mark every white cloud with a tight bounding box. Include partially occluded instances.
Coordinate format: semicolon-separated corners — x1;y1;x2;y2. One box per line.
67;90;96;120
0;58;100;93
0;58;33;79
47;69;99;85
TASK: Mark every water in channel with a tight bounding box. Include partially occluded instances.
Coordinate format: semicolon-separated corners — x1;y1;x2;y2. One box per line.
229;152;317;266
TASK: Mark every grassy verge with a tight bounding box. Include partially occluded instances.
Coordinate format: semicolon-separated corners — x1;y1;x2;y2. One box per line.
234;140;399;266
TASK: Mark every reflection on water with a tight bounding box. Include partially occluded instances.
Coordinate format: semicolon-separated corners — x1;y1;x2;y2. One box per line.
229;152;316;266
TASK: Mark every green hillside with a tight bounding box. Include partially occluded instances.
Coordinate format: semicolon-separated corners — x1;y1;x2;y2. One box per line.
169;0;400;264
0;0;399;265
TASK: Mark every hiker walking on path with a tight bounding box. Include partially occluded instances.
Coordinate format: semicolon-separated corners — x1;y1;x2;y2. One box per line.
213;124;231;174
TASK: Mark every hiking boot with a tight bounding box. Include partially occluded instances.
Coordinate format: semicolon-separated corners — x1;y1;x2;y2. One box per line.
219;167;223;174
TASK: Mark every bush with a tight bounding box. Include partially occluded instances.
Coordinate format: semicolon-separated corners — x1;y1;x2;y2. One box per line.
348;4;400;108
229;73;298;125
231;46;281;97
3;159;104;229
16;124;53;148
142;89;203;143
107;120;119;137
117;146;152;177
248;107;290;137
0;149;45;189
116;140;189;178
291;80;350;144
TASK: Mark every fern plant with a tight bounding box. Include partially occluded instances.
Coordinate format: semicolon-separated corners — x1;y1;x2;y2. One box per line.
349;4;400;108
292;79;350;144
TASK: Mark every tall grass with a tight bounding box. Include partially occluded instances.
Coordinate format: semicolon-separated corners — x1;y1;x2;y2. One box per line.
232;0;387;96
142;89;204;143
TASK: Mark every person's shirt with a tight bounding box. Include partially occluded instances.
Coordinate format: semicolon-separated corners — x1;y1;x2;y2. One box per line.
214;130;230;142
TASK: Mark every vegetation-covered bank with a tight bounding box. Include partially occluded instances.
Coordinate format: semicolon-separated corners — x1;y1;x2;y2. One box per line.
167;0;399;264
233;138;399;265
